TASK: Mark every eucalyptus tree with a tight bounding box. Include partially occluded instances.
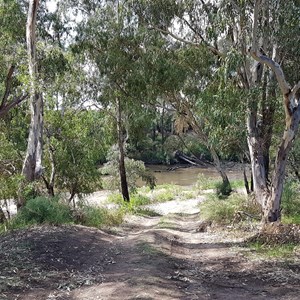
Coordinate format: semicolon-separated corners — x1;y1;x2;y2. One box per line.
42;110;108;203
71;0;170;201
249;0;300;222
136;0;300;222
133;1;242;193
0;0;28;117
22;0;43;187
0;0;29;213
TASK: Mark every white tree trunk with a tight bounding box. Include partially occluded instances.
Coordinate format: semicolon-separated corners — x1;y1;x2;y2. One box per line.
250;0;300;222
22;0;43;182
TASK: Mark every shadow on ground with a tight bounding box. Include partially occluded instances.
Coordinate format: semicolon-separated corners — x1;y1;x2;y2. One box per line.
1;213;300;300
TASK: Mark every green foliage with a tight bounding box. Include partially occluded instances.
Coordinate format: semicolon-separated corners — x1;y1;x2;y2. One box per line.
248;242;297;259
77;205;124;228
12;197;72;228
102;146;156;193
3;196;125;232
230;180;245;189
108;192;152;213
197;173;239;197
215;181;232;198
281;180;300;224
200;193;257;225
43;110;108;198
149;184;182;203
196;174;217;190
153;189;175;202
0;122;25;200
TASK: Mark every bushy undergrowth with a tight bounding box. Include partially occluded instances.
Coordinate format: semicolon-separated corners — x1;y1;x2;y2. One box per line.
200;193;261;225
1;196;125;233
76;206;124;228
107;192;153;215
10;197;72;229
196;174;216;190
248;241;297;258
281;180;300;224
108;184;181;209
197;174;244;197
215;181;232;198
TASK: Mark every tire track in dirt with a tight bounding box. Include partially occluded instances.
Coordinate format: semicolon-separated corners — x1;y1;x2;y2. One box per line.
2;198;300;299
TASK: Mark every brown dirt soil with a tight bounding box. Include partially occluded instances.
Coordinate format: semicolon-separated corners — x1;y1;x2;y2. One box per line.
1;213;300;300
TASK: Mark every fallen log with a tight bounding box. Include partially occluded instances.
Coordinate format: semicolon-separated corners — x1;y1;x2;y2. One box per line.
174;151;207;167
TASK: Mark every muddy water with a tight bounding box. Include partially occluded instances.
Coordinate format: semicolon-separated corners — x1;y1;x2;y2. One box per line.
142;164;244;186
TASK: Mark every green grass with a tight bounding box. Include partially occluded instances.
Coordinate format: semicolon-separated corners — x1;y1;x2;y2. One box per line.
150;184;182;203
9;197;73;230
134;208;161;217
281;180;300;224
107;185;182;213
196;173;217;190
107;192;159;216
1;196;125;233
196;175;245;197
231;179;245;189
282;215;300;224
199;193;261;225
77;205;125;228
153;189;175;202
137;241;164;256
182;190;197;199
248;242;296;258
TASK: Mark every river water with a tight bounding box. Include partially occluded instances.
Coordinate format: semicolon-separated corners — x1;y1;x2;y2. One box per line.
141;164;245;186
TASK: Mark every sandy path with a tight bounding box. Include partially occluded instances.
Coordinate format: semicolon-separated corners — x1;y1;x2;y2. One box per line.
1;196;300;300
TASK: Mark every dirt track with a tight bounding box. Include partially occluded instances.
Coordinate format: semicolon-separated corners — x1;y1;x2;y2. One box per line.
1;199;300;300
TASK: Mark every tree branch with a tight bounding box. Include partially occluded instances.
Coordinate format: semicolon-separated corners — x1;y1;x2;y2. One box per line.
152;26;224;57
291;81;300;99
1;65;15;109
250;0;291;96
0;94;28;118
251;0;262;54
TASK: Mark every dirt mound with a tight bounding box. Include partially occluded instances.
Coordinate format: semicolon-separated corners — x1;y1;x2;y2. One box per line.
0;225;119;299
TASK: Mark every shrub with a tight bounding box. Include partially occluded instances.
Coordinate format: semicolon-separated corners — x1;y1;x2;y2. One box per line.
200;193;259;225
281;180;300;224
107;191;152;212
215;181;232;198
78;206;125;228
153;189;175;202
12;196;72;228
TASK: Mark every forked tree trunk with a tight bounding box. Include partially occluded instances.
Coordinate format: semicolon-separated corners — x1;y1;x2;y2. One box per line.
116;97;130;202
250;0;300;222
22;0;43;184
264;103;300;222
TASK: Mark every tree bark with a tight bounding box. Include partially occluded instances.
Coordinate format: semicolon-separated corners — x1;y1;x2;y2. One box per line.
0;207;7;224
263;105;300;222
22;0;43;183
209;146;231;191
249;0;300;222
116;97;130;202
41;131;56;197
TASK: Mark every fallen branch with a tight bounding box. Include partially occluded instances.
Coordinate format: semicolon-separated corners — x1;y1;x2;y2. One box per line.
236;210;261;221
